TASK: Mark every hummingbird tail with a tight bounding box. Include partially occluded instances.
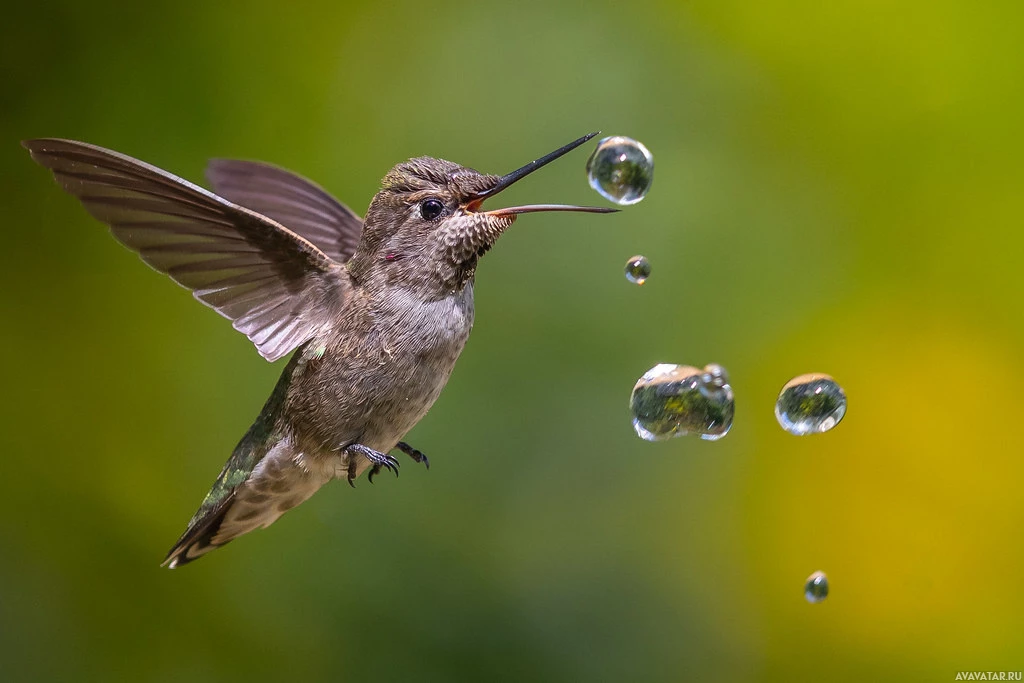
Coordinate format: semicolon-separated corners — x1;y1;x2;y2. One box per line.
162;433;326;568
162;498;236;568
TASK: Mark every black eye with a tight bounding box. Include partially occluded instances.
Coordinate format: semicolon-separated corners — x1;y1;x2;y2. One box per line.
420;198;445;221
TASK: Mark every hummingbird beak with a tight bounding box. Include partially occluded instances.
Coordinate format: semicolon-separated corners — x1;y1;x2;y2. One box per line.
464;132;619;217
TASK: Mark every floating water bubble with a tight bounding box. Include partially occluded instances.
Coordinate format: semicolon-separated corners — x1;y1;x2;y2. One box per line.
804;571;829;603
624;255;651;285
630;363;734;441
586;136;654;205
700;363;728;389
775;374;847;435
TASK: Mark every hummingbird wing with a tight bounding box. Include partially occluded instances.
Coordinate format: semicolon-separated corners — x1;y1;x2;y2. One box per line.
24;138;350;362
205;159;363;263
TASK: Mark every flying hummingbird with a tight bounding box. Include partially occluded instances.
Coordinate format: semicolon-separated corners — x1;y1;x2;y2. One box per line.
24;132;615;567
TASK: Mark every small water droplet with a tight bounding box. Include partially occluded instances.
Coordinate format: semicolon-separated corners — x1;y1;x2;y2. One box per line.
700;363;729;388
775;373;847;435
625;255;651;285
804;571;829;603
586;136;654;205
630;363;734;441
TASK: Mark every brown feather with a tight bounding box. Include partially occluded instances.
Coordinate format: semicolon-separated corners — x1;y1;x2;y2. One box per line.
23;138;351;362
205;159;363;263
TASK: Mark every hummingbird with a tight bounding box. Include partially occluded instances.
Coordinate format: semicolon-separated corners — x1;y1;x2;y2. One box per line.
24;132;615;567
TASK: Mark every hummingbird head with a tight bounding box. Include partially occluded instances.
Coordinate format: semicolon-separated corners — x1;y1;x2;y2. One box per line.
350;132;615;291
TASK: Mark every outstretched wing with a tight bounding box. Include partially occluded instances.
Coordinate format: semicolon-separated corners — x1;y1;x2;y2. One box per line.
24;138;350;362
206;159;363;263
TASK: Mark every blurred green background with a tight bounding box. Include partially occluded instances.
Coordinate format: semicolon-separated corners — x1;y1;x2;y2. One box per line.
2;1;1022;681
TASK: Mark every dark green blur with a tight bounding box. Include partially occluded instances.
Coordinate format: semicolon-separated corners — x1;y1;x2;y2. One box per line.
2;1;1023;681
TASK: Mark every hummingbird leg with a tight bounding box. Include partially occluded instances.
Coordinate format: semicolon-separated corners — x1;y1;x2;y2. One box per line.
368;442;427;483
346;443;399;487
395;441;429;470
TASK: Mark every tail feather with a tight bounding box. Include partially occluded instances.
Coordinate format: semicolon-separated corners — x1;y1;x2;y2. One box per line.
162;438;327;568
162;493;238;568
163;344;310;568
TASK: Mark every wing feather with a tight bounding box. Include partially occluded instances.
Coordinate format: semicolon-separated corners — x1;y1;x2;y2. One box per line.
206;159;363;263
24;138;350;361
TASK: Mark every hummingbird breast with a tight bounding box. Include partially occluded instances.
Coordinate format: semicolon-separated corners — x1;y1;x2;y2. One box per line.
283;282;476;473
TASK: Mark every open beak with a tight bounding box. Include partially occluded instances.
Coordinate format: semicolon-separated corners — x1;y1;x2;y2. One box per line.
464;132;619;217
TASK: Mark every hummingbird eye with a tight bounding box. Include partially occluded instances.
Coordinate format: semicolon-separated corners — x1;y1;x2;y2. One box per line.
419;198;445;221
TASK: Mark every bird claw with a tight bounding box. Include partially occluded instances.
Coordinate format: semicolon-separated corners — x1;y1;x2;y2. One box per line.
395;441;429;470
367;464;389;484
346;458;359;488
345;443;399;487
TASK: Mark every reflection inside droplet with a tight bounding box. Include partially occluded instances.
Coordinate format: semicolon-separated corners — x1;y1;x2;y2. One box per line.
624;255;651;285
630;363;734;441
586;136;654;205
804;571;829;603
775;374;847;435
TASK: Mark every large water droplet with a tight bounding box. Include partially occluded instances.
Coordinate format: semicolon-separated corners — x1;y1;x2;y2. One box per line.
804;571;829;603
630;363;734;441
775;374;847;435
586;136;654;205
625;255;651;285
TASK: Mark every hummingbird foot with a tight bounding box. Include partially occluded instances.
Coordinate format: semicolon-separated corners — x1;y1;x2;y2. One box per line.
346;443;399;486
395;441;429;470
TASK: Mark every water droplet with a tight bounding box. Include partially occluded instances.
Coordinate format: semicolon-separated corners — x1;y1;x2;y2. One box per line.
586;136;654;205
775;374;847;435
624;255;651;285
700;363;729;388
630;363;734;441
804;571;829;603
